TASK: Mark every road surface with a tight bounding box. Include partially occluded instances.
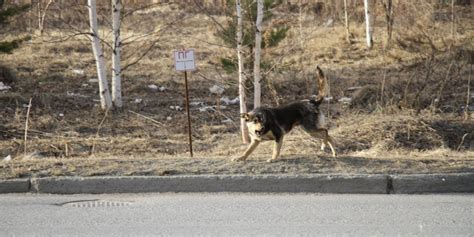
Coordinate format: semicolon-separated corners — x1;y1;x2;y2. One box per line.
0;193;472;236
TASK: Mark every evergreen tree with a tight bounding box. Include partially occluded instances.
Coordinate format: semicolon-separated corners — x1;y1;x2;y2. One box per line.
0;0;31;54
217;0;289;73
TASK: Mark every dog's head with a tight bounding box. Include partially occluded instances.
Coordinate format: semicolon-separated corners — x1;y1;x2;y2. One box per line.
241;110;268;136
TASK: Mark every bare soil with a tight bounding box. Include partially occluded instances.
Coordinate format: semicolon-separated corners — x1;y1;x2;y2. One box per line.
0;5;473;179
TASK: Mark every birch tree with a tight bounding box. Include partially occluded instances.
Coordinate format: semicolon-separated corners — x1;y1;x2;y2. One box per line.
364;0;373;49
343;0;351;44
381;0;393;46
111;0;122;108
88;0;112;110
37;0;55;35
236;0;249;143
451;0;455;40
253;0;263;108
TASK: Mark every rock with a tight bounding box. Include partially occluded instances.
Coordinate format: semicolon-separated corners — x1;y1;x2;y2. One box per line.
221;118;233;124
169;106;183;111
190;101;205;106
323;18;334;27
199;106;212;112
338;97;352;104
324;96;333;102
72;69;85;75
3;155;11;162
199;105;226;112
209;85;224;95
134;98;143;104
67;91;88;98
0;82;11;91
221;96;239;105
148;84;158;91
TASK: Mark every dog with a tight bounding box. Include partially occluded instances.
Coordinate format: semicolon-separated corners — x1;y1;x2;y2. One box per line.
232;66;336;162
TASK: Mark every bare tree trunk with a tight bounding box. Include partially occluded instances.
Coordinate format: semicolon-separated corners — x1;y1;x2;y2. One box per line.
37;0;41;33
451;0;455;41
236;0;249;143
88;0;112;110
364;0;373;49
298;0;311;96
465;63;471;120
381;0;393;47
253;0;263;108
343;0;351;44
112;0;122;108
38;0;54;35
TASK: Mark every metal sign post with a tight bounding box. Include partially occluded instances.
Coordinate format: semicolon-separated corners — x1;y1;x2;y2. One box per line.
183;71;193;157
174;49;196;157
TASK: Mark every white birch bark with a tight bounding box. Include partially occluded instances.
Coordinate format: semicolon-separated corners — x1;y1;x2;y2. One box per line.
236;0;249;143
88;0;112;110
343;0;351;43
364;0;373;49
38;0;54;35
253;0;263;108
112;0;122;108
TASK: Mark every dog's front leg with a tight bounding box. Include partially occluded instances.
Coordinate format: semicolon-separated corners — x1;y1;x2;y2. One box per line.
232;139;260;161
267;137;283;163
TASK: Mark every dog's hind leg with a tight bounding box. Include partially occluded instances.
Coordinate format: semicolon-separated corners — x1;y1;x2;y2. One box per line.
232;139;261;161
267;137;284;163
325;135;337;157
307;129;337;157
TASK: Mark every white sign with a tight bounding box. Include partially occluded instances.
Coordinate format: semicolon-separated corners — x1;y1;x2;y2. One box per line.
174;49;196;71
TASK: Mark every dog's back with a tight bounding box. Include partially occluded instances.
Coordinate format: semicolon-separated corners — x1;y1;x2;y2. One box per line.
270;98;324;133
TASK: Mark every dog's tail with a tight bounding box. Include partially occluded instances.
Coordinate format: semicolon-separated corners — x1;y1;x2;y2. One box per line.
313;66;328;104
316;66;328;98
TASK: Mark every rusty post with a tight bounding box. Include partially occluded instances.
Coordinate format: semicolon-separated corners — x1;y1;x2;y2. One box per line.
184;71;193;157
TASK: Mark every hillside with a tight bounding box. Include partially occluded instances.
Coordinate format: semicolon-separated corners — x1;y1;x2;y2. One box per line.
0;1;473;179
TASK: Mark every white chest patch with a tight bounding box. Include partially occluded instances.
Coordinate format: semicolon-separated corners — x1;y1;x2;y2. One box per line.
246;122;276;141
317;112;327;128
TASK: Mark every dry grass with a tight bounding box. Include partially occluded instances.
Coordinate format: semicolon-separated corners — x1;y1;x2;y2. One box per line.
1;5;473;179
1;151;473;180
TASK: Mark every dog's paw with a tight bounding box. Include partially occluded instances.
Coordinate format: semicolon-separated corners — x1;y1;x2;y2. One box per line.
266;158;277;163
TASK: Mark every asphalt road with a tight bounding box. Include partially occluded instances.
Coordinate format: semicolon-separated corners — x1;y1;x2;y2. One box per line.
0;193;472;236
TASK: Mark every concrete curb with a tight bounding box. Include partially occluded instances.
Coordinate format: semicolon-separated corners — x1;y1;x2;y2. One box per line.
390;173;474;194
0;173;472;194
0;179;30;193
30;174;388;194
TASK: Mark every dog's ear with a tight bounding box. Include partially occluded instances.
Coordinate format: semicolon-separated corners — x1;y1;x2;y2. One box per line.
240;113;251;121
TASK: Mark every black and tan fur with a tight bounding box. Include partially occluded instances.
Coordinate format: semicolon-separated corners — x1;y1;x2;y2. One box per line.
232;66;336;162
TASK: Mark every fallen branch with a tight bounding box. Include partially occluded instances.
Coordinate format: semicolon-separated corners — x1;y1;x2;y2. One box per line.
24;98;32;157
205;107;238;129
128;110;165;127
456;133;469;151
